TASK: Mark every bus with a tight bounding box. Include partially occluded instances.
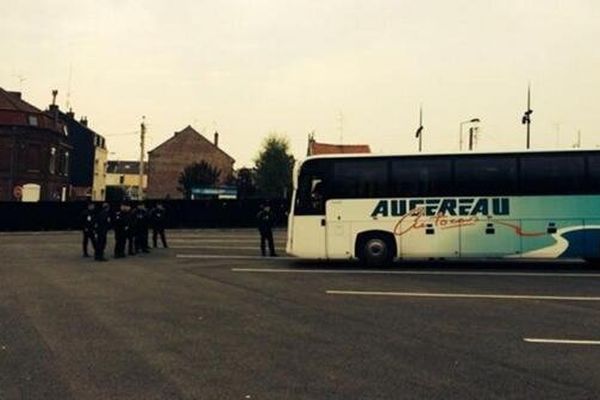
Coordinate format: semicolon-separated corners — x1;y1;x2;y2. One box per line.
286;150;600;266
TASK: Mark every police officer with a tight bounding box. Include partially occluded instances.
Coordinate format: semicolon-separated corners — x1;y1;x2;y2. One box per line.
127;204;138;255
150;202;168;248
94;203;112;262
113;202;130;258
80;202;96;257
257;203;277;257
135;203;150;253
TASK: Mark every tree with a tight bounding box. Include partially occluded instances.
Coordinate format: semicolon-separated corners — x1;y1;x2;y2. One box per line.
235;167;257;199
254;134;295;198
177;161;221;199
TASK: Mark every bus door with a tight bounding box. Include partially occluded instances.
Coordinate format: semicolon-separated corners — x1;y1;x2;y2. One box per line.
290;173;327;258
326;200;351;259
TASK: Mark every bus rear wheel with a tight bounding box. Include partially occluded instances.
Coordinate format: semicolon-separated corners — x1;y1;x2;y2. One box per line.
357;233;395;268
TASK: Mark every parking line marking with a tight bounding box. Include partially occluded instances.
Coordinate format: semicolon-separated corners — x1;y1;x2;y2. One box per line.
524;338;600;345
231;268;600;278
177;254;295;260
325;290;600;301
171;246;286;250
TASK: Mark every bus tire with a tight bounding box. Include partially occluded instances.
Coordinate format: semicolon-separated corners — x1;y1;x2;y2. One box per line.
357;232;396;268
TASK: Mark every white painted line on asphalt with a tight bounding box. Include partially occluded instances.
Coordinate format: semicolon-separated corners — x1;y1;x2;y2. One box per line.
171;246;285;250
177;254;295;260
170;239;286;243
231;268;600;278
325;290;600;301
524;338;600;345
169;236;287;240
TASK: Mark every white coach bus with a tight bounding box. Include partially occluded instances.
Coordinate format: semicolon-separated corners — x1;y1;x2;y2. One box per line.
286;150;600;266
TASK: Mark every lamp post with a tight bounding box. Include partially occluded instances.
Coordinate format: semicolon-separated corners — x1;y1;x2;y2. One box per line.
459;118;480;151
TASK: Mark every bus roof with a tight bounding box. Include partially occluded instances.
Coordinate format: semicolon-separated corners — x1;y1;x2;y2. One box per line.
299;148;600;165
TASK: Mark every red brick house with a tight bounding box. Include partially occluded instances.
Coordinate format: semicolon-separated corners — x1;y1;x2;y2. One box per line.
146;126;235;199
307;134;371;156
0;88;71;201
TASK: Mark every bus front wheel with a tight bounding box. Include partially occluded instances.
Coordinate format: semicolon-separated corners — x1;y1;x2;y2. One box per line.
357;232;396;267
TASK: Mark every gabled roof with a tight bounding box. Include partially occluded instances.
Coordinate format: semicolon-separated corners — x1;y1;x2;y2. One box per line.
107;160;148;174
0;87;42;113
148;125;235;162
308;141;371;155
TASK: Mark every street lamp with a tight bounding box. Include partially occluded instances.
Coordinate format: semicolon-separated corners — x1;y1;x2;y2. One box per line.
459;118;480;151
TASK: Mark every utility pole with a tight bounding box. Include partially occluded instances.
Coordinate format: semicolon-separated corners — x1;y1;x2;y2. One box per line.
138;116;146;200
522;84;533;149
415;105;424;152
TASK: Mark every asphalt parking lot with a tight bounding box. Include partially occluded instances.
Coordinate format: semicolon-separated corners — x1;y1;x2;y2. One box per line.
1;229;600;400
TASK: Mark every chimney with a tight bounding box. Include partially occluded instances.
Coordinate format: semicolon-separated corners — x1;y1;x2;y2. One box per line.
214;131;219;147
66;108;75;119
80;117;88;127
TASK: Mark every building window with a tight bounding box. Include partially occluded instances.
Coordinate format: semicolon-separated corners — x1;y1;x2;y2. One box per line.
119;175;125;184
28;115;38;126
49;147;56;174
64;152;70;176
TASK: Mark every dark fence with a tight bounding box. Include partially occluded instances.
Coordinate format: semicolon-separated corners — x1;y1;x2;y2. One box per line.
0;199;290;231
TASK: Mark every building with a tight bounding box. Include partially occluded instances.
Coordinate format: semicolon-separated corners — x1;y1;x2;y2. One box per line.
0;88;71;201
106;160;147;200
48;105;108;201
147;126;235;199
307;134;371;156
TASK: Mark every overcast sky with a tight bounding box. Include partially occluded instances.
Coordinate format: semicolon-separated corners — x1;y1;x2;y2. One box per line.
2;0;599;166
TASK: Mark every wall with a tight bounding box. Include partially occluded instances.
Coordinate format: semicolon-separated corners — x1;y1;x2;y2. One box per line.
0;198;289;231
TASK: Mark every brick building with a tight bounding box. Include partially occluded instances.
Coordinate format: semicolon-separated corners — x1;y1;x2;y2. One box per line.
147;126;235;199
0;88;71;201
307;134;371;156
49;105;108;200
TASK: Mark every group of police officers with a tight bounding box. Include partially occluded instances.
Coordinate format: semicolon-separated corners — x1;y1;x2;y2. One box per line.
81;202;168;262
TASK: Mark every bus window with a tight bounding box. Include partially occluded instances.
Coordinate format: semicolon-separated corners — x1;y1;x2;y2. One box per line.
455;156;517;196
390;158;452;197
295;161;328;215
520;155;585;194
331;159;388;198
588;154;600;192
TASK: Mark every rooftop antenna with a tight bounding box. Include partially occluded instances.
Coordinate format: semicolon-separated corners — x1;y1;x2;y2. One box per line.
337;111;344;144
14;74;26;91
65;63;73;110
573;130;582;149
51;89;58;106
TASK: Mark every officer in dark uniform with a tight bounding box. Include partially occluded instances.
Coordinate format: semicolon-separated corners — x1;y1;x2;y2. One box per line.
150;202;168;248
257;203;277;257
113;202;130;258
127;204;138;255
135;203;150;253
80;202;96;257
94;203;112;262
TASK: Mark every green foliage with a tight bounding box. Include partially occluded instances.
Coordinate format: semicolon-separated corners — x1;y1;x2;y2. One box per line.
254;134;295;198
177;161;221;199
235;167;257;199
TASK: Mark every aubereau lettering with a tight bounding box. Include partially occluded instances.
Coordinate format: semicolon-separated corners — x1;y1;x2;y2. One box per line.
371;198;510;217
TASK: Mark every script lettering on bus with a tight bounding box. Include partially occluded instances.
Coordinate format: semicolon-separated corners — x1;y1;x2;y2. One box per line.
370;198;510;236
